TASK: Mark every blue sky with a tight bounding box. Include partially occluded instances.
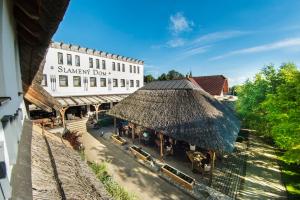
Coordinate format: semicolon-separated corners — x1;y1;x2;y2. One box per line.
53;0;300;85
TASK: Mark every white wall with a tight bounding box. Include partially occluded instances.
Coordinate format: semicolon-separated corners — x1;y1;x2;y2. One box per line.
43;47;144;97
0;0;28;199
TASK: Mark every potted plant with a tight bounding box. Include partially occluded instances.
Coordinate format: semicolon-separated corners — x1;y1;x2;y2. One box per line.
161;164;195;190
129;145;151;161
111;134;127;145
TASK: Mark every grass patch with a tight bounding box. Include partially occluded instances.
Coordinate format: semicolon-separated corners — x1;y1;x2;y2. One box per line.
278;153;300;199
89;162;138;200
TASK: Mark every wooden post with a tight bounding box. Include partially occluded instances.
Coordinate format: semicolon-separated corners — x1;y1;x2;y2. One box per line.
209;150;216;186
59;107;68;128
132;124;135;144
93;104;100;121
138;128;141;144
160;132;164;159
113;117;117;135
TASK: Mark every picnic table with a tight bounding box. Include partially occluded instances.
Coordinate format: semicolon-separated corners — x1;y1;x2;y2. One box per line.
186;151;206;174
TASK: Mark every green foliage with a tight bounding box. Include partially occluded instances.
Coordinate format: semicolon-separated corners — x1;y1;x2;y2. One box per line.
144;74;155;83
90;162;138;200
157;70;184;80
236;63;300;164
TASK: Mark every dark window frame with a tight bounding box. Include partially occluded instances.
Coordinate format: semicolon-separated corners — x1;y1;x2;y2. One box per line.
67;54;72;65
89;57;93;68
58;52;63;64
102;60;106;69
113;79;118;87
73;76;82;87
130;80;134;87
100;78;107;87
90;77;97;87
75;55;80;66
96;59;100;69
120;79;125;87
59;75;68;87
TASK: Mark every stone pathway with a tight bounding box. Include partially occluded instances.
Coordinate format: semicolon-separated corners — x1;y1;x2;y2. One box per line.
237;134;287;200
81;127;192;200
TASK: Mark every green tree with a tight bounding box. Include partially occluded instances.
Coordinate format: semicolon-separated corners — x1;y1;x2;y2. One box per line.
157;73;168;81
236;63;300;164
144;74;155;83
167;70;184;80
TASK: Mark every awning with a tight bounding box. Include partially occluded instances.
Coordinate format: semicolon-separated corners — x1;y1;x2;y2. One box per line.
54;94;129;107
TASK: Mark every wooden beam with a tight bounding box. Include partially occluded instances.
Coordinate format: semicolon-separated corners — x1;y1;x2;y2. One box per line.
92;104;100;121
113;117;117;135
59;107;68;128
160;132;164;159
209;151;216;186
132;124;135;144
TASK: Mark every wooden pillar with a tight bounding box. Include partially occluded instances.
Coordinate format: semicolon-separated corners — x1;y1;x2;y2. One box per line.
209;151;216;186
59;107;68;128
92;104;100;121
160;132;164;159
113;117;117;135
137;126;141;144
132;124;135;144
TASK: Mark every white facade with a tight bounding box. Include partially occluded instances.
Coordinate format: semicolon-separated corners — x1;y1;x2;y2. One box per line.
0;0;28;198
42;42;144;97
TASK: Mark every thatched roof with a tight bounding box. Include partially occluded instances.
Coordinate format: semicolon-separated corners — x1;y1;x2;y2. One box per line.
13;0;69;110
28;121;111;199
108;79;240;153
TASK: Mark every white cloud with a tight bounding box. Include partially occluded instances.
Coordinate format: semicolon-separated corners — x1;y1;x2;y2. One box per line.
193;30;248;44
182;45;210;57
169;12;193;34
167;38;186;48
210;37;300;60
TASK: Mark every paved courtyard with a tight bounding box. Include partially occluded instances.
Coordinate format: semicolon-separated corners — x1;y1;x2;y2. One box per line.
81;127;192;200
81;125;287;200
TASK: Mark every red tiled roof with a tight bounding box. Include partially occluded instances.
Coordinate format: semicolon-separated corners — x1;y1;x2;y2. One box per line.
189;75;228;96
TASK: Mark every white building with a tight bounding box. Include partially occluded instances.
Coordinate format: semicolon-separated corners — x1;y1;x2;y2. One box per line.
38;42;144;120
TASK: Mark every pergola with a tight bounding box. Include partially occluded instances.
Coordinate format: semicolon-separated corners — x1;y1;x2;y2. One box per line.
108;79;240;180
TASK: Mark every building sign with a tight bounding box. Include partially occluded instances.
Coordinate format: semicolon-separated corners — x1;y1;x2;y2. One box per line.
58;66;107;76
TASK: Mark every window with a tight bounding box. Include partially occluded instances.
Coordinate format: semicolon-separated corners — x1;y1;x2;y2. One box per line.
58;52;63;64
112;62;116;71
90;77;97;87
59;75;68;87
41;74;47;86
130;80;134;87
137;66;140;74
130;65;132;73
96;59;100;69
136;80;140;87
100;78;106;87
89;58;93;68
113;79;118;87
117;63;120;71
102;60;106;69
121;79;125;87
133;65;136;73
122;64;125;72
67;54;72;65
75;55;80;66
73;76;81;87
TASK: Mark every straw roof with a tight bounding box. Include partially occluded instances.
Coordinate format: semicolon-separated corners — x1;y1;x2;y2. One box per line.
13;0;69;111
108;79;240;153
